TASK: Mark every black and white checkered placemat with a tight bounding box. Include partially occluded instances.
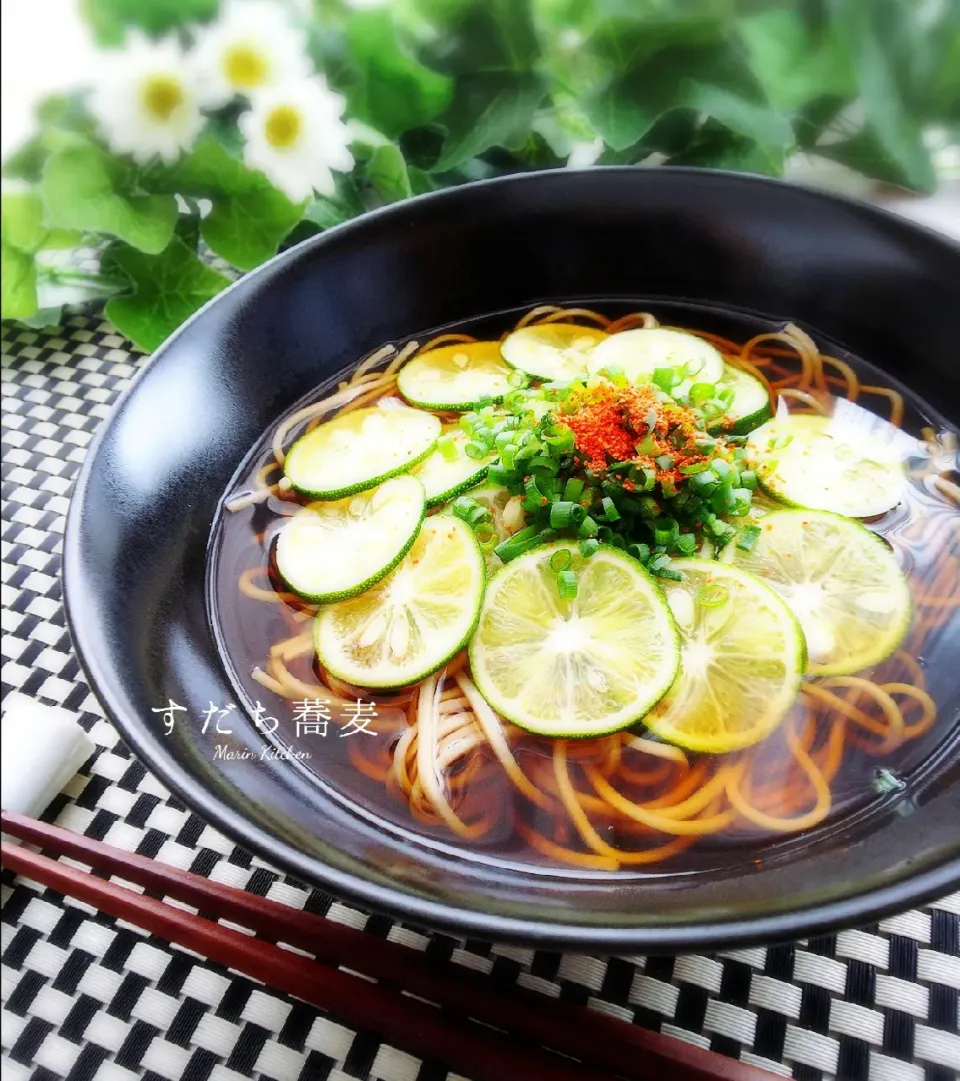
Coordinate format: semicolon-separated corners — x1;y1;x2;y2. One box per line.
2;313;959;1081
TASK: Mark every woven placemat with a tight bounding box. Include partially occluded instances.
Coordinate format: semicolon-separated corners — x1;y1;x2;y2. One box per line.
2;313;959;1081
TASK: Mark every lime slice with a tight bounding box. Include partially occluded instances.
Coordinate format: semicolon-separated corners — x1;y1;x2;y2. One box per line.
469;544;680;737
501;324;608;381
285;404;440;499
587;328;724;396
645;560;805;753
732;509;911;675
276;475;425;602
467;482;526;572
314;515;485;688
412;424;494;506
747;413;905;517
398;342;514;411
714;362;771;435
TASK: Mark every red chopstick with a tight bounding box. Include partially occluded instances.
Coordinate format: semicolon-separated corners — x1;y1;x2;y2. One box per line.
1;809;779;1081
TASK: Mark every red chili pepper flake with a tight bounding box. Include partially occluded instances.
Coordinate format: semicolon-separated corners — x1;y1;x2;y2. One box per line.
560;382;711;487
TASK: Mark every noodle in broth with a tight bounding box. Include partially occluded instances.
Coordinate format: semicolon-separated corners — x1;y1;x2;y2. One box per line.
213;306;959;872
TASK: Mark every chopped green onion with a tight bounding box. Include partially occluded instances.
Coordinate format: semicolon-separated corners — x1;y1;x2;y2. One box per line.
578;515;599;537
635;434;659;456
680;460;710;475
579;538;600;558
698;584;729;607
437;435;458;462
655;454;674;471
655;565;683;581
601;496;620;522
465;440;489;461
556;569;578;600
507;368;528;388
628;542;650;564
653;367;683;391
637;466;656;491
712;459;732;480
549;501;586;529
684;358;705;377
676;533;698;555
736;524;762;551
550;548;573;572
563;477;585;503
740;469;757;490
493;527;541;563
689;382;716;403
474;523;498;550
653;517;679;547
487;464;514;486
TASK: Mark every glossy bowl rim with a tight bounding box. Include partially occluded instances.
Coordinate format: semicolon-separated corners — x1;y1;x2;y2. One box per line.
63;166;960;950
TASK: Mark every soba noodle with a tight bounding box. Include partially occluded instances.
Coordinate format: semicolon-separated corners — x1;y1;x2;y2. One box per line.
226;307;958;870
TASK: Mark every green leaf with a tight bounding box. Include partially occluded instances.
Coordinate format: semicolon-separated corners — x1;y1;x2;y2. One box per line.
433;72;548;172
738;9;855;113
1;243;38;320
157;134;304;271
588;12;724;71
417;0;540;73
203;188;304;272
366;144;413;203
1;190;84;256
829;0;936;193
42;144;178;254
346;11;453;138
1;192;47;254
104;237;231;352
586;38;781;154
814;128;932;192
163;133;260;196
81;0;219;45
667;120;786;178
302;197;351;230
682;82;794;158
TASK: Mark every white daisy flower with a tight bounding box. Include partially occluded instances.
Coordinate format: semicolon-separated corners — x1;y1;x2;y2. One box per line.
240;78;354;203
89;33;203;165
193;0;311;109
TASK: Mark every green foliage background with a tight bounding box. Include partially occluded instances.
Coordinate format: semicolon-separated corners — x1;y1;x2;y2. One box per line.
3;0;958;351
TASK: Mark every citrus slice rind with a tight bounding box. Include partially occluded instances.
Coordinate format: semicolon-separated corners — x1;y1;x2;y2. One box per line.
397;341;514;410
500;323;608;381
747;413;905;518
314;514;485;688
644;560;806;753
276;475;426;603
469;544;680;737
731;509;912;676
284;404;440;499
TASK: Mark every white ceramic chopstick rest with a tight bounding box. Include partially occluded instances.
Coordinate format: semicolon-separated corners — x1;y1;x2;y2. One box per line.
1;691;95;823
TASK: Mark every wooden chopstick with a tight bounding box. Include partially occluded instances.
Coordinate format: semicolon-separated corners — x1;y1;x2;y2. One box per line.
1;810;778;1081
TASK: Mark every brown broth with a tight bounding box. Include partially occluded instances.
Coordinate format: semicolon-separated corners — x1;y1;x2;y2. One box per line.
206;301;960;873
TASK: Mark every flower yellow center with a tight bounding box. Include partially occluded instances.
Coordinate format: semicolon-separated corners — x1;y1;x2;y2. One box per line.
265;105;301;150
223;42;269;89
142;75;184;122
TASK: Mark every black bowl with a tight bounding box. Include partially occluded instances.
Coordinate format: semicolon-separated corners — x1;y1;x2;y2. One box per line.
64;167;960;951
